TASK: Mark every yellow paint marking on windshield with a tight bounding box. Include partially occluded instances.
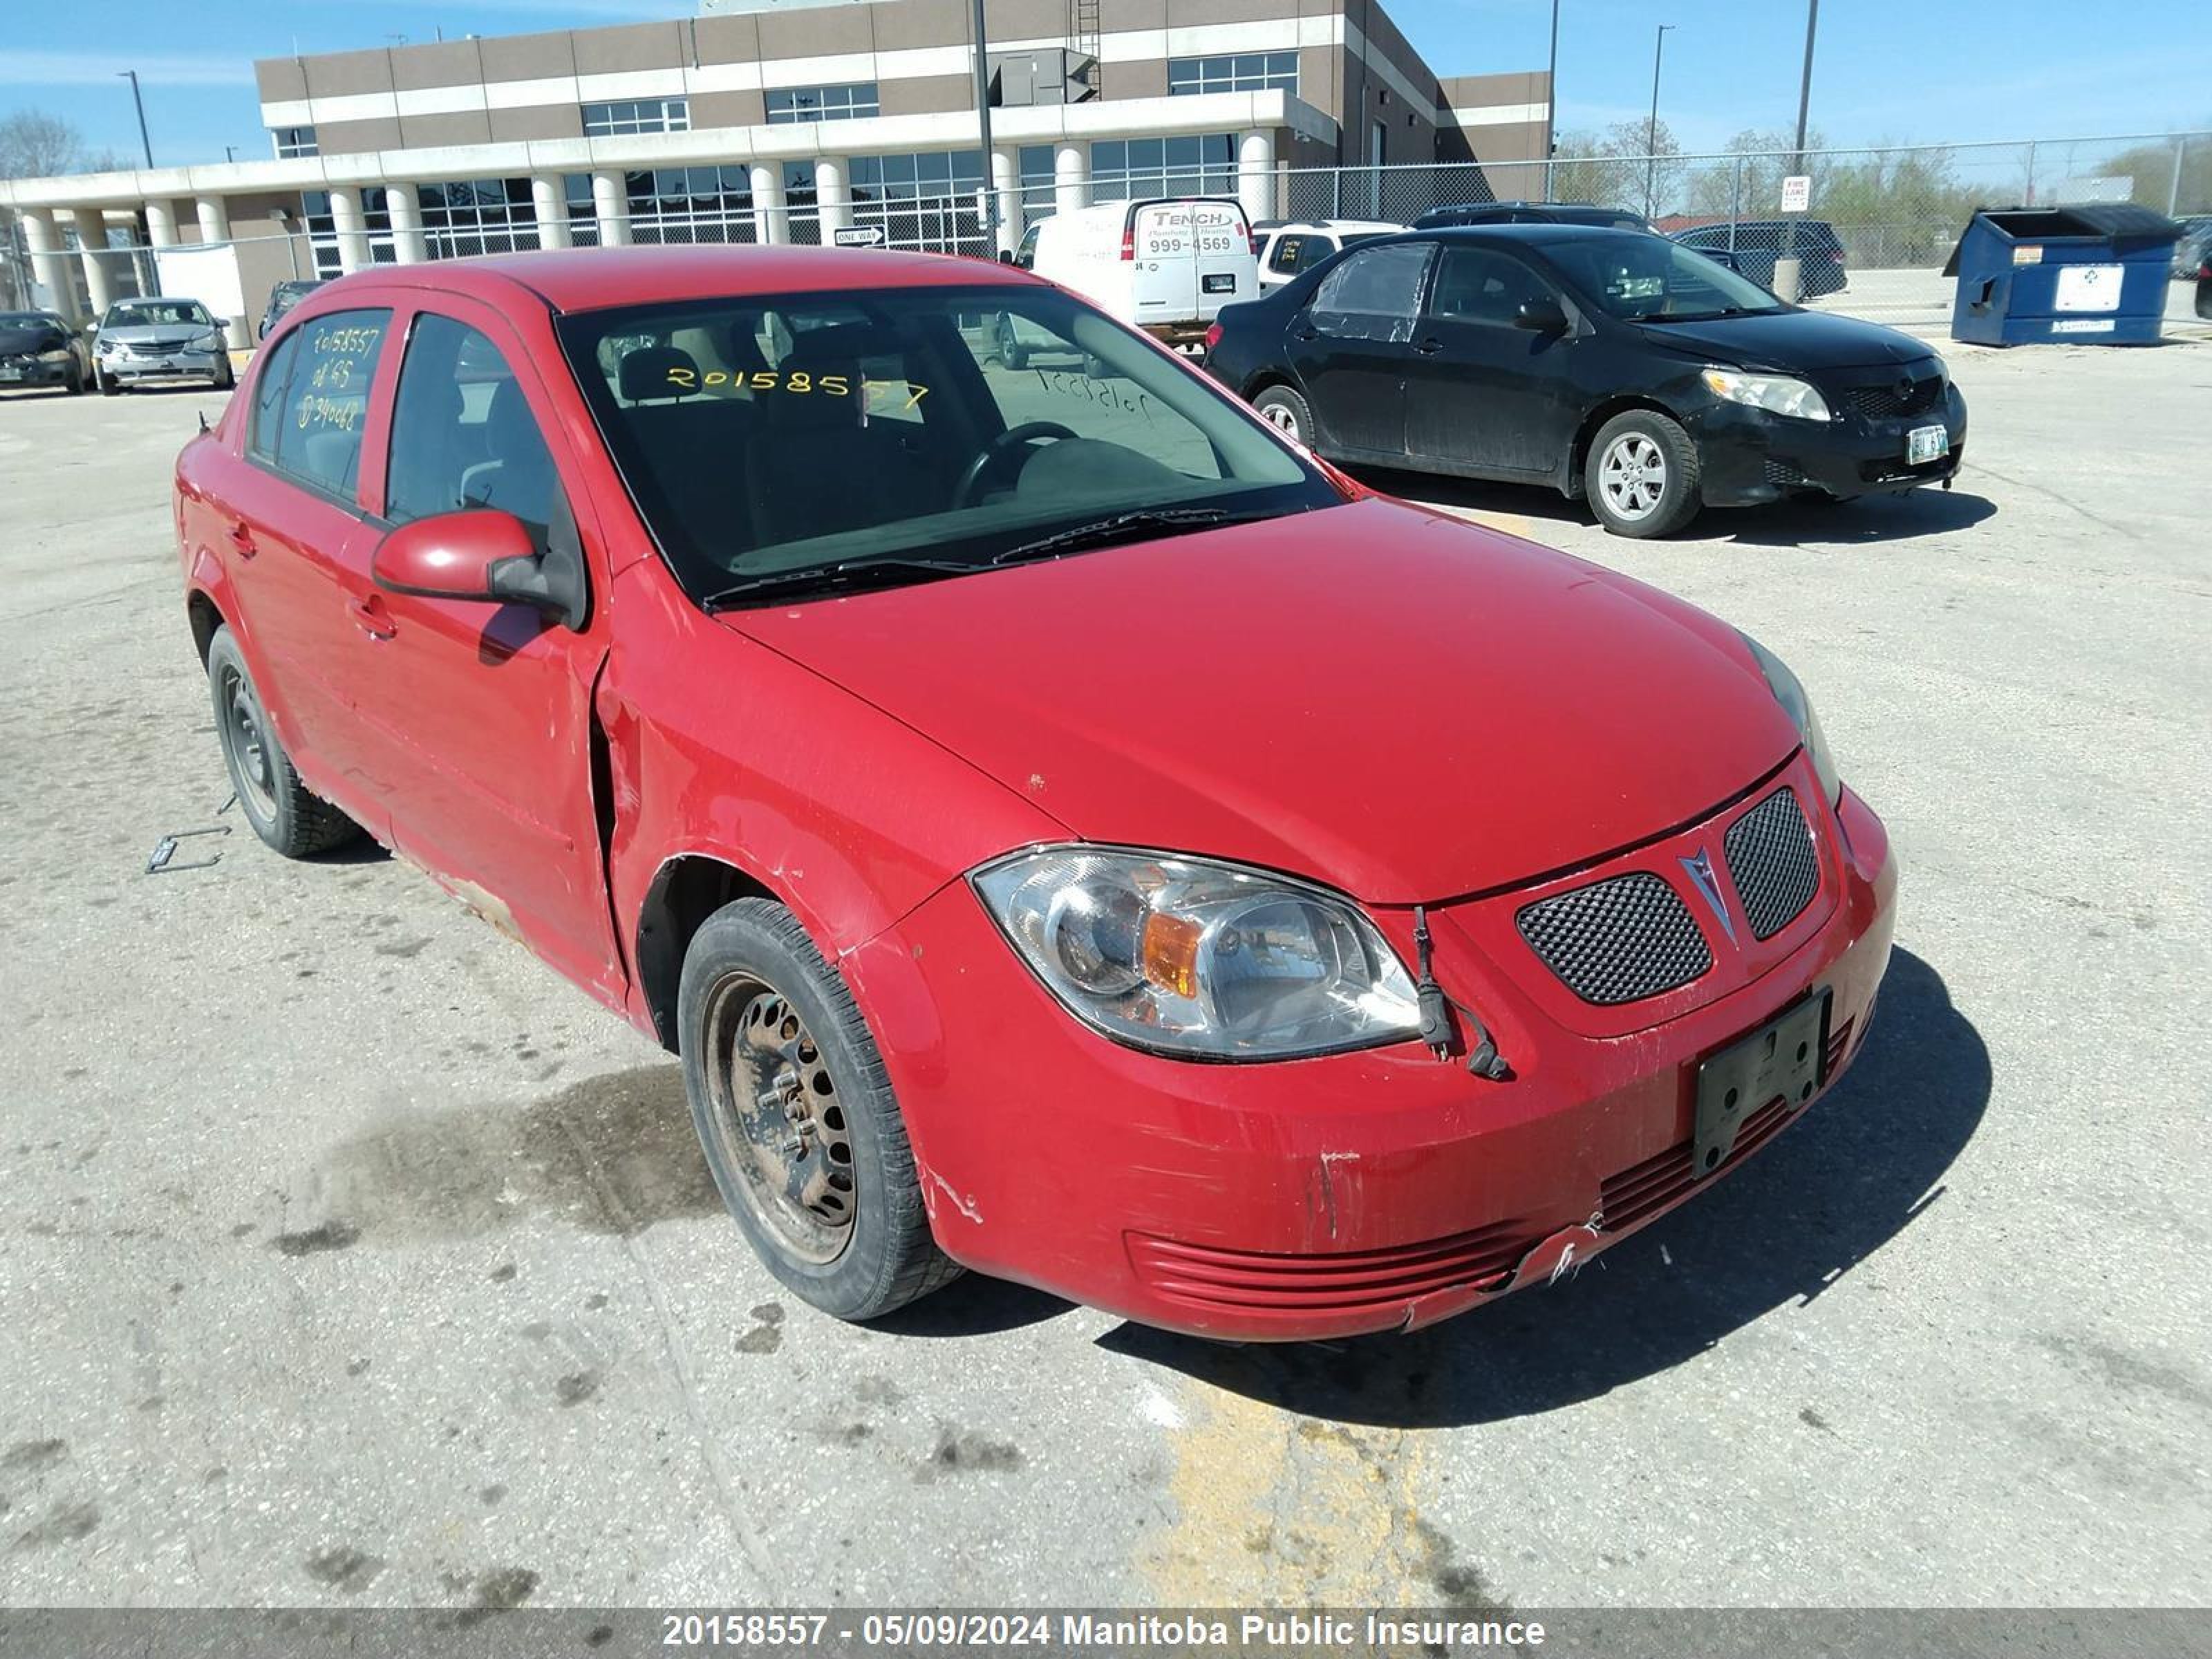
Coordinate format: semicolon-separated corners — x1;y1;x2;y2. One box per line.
659;366;856;397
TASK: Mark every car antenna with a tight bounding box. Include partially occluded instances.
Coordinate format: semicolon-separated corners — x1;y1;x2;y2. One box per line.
197;411;209;434
1412;904;1511;1080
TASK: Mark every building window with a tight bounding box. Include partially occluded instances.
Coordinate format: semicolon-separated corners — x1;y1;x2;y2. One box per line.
300;187;394;279
567;167;757;246
1166;53;1297;96
272;126;318;159
418;178;539;259
849;151;986;249
1018;144;1057;220
581;98;689;137
765;84;880;124
1089;134;1238;198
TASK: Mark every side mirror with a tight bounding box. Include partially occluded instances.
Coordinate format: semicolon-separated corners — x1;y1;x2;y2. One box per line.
1514;298;1569;335
373;508;536;605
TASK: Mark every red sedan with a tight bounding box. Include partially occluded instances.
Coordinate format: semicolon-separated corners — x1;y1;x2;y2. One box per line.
174;247;1895;1341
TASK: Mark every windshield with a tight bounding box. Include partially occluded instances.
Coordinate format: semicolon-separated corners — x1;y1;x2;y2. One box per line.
0;313;59;328
1541;236;1788;321
559;284;1337;606
105;300;214;328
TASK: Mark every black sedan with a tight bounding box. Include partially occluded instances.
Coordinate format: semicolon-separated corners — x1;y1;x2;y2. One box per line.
0;310;90;395
1203;225;1966;537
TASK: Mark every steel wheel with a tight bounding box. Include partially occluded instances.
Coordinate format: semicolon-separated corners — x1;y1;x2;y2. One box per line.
1600;433;1668;522
699;976;856;1265
218;661;279;822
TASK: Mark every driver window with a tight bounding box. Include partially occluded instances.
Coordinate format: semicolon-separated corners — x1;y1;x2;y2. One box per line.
1308;243;1434;342
1429;247;1555;326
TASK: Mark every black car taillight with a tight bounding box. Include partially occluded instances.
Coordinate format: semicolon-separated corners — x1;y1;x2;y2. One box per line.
1203;321;1224;355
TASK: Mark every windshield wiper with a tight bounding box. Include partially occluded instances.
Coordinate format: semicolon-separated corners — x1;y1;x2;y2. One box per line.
989;507;1266;566
698;555;984;610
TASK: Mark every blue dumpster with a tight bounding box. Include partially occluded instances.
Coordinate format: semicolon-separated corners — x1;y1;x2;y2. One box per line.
1946;204;2181;346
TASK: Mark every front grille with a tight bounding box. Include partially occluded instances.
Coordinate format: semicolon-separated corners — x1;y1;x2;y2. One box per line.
1763;456;1815;489
1127;1221;1535;1316
1515;872;1712;1006
1843;373;1945;421
121;337;194;357
1723;787;1821;940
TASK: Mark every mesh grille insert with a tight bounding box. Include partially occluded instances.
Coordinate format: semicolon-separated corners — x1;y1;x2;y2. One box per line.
1724;787;1820;940
1515;872;1712;1006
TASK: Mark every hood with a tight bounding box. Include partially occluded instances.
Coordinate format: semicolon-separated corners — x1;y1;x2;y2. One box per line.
722;499;1799;903
0;324;66;355
1638;308;1932;373
100;322;214;346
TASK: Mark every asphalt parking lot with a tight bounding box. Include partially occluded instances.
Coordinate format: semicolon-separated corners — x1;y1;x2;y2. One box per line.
0;330;2206;1613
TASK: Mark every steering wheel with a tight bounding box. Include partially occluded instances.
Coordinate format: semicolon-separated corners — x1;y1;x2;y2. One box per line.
955;420;1079;507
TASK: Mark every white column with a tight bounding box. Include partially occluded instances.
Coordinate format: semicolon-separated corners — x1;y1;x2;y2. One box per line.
384;182;427;264
143;198;180;247
19;207;75;320
1054;142;1088;216
194;194;232;245
814;156;852;236
1237;129;1276;225
71;207;116;317
531;175;572;249
590;169;630;247
988;147;1021;255
749;162;786;246
328;185;368;274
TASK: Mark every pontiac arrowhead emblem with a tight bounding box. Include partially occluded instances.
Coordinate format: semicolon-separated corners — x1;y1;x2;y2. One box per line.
1680;847;1737;944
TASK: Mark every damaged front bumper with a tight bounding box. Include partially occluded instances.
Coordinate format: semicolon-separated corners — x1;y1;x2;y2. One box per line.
844;772;1899;1342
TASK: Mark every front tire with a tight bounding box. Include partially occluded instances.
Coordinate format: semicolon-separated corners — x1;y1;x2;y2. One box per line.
212;355;235;391
96;366;120;395
1585;410;1702;538
1253;384;1315;448
205;626;362;858
995;315;1029;371
65;359;86;395
678;898;958;1322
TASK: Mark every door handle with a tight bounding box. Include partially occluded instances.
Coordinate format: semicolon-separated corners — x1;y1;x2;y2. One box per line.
226;521;256;558
1293;325;1319;341
1415;338;1444;355
347;595;396;641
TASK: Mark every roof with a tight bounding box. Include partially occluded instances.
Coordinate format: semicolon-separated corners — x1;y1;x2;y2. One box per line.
314;243;1041;315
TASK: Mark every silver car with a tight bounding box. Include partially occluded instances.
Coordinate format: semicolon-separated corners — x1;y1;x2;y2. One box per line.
93;297;234;393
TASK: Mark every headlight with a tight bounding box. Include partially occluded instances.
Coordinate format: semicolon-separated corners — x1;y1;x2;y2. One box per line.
971;847;1421;1060
1740;632;1841;803
95;338;118;356
1701;366;1831;422
193;329;224;350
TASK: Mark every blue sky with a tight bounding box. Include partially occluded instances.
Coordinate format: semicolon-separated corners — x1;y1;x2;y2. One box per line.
3;0;2207;171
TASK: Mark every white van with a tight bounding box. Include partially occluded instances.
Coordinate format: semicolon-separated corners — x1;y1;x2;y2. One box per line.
1009;197;1259;355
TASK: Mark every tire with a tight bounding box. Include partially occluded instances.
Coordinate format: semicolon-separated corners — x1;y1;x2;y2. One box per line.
96;366;119;395
678;897;959;1322
1253;383;1315;448
65;359;85;395
204;626;362;858
1585;409;1702;538
213;355;235;391
995;315;1029;372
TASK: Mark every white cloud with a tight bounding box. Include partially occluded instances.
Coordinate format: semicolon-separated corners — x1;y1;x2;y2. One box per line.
0;51;256;88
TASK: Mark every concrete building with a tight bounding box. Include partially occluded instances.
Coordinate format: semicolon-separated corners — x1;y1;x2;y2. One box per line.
0;0;1548;344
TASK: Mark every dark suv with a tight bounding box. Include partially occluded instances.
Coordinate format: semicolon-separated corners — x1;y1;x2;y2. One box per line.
1414;201;1650;232
1673;221;1848;298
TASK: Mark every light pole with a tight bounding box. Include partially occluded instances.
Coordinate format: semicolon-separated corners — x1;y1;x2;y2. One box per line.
968;0;997;246
1543;0;1560;202
1644;24;1673;218
1776;0;1819;301
119;70;153;168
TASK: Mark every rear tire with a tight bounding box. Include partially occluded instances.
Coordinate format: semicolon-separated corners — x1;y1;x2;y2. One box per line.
678;898;959;1322
205;626;362;858
1585;410;1702;538
1253;384;1315;448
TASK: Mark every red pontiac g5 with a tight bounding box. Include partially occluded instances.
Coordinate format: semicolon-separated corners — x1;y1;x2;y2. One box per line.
174;248;1895;1341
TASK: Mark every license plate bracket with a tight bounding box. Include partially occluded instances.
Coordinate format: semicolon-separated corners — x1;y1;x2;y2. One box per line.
1906;423;1949;465
1692;988;1830;1178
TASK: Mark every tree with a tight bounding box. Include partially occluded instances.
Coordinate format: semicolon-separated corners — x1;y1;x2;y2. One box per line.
1548;119;1685;216
0;111;117;181
2097;125;2212;214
